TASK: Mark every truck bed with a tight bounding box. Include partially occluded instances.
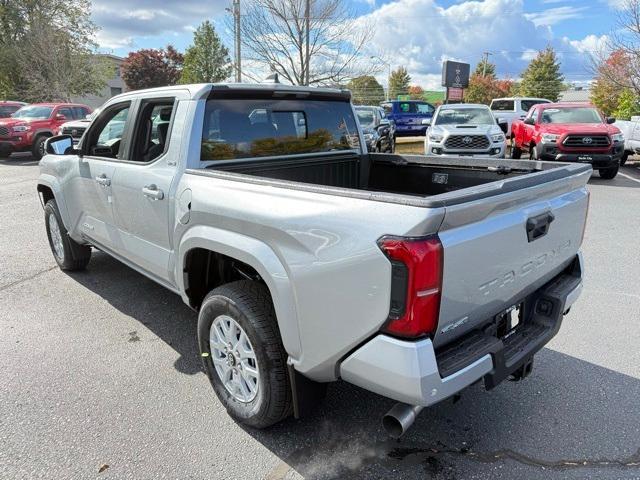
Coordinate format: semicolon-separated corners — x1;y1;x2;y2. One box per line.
197;152;591;207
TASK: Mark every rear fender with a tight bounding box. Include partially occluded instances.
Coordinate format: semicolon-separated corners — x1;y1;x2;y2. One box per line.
177;225;301;360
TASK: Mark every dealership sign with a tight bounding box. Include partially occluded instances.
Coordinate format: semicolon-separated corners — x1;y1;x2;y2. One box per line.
447;87;464;101
442;60;470;89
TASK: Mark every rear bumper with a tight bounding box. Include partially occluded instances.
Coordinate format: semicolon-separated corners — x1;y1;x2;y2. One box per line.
340;253;584;406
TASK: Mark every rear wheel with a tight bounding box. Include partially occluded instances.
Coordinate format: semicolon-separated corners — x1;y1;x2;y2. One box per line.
198;280;292;429
599;165;619;179
44;199;91;270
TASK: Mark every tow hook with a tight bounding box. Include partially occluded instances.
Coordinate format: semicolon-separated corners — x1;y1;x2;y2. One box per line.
508;358;534;382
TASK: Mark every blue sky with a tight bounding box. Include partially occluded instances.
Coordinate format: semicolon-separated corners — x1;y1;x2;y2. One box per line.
93;0;620;88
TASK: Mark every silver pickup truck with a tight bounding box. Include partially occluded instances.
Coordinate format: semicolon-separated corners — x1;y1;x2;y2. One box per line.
37;83;589;437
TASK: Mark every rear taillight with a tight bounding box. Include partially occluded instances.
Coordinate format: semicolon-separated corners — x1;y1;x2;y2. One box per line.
378;236;443;338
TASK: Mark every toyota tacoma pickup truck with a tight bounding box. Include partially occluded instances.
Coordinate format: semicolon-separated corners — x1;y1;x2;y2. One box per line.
0;103;91;159
424;103;508;157
511;102;624;180
37;83;589;437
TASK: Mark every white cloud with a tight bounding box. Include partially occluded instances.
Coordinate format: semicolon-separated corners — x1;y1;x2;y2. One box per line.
524;6;589;26
352;0;602;87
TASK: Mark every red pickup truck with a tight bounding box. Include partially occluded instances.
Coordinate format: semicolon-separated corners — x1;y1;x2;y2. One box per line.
511;102;624;179
0;103;91;160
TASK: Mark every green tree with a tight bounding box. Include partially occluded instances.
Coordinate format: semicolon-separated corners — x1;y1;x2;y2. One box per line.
519;47;565;101
474;58;496;77
122;46;184;90
612;88;640;120
180;21;231;84
0;0;109;102
389;66;411;100
347;75;385;105
591;50;630;115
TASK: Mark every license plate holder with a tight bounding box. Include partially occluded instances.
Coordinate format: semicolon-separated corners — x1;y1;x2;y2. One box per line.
577;155;593;162
495;303;523;340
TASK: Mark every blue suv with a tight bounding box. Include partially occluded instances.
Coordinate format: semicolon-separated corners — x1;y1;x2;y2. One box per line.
381;100;435;137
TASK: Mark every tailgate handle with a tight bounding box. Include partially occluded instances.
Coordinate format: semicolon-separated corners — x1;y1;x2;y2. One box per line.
526;212;555;242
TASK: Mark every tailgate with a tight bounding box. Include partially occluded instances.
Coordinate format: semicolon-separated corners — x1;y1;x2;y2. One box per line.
433;167;590;347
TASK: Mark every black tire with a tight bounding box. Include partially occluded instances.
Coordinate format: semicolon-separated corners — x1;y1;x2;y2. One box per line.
599;165;619;179
529;144;540;160
198;280;292;429
44;199;91;270
32;135;48;160
620;152;629;166
511;141;522;159
388;136;396;153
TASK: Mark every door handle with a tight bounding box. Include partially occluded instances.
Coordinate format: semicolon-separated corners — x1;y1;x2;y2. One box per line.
95;174;111;186
142;184;164;200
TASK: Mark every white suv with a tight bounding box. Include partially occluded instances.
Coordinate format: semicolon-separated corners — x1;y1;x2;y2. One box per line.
489;97;551;138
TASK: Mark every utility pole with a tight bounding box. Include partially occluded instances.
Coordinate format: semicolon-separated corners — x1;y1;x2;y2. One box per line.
482;51;492;77
233;0;241;82
304;0;310;85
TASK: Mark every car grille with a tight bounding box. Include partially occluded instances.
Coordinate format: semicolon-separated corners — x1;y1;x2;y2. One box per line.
62;126;86;138
0;126;10;137
563;135;610;147
444;135;490;150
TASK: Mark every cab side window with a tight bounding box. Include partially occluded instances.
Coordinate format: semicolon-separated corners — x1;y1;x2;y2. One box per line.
85;102;131;159
130;99;175;162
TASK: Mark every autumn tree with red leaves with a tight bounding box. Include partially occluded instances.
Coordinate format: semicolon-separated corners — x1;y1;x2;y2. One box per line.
121;46;184;90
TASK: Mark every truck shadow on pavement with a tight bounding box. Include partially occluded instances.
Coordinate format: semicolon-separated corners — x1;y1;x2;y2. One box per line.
588;165;640;189
67;252;640;480
67;251;201;376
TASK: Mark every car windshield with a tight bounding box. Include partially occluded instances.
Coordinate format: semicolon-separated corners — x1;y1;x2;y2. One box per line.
540;107;602;124
356;110;376;128
12;106;53;120
435;107;495;126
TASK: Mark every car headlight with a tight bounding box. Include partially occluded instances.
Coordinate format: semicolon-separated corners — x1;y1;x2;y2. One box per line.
612;133;624;143
428;133;444;143
491;133;505;142
12;125;30;132
541;133;560;143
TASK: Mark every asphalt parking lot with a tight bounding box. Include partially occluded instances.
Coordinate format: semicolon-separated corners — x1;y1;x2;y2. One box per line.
1;154;639;480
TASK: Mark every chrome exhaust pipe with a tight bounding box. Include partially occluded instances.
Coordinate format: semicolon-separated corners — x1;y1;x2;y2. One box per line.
382;403;424;438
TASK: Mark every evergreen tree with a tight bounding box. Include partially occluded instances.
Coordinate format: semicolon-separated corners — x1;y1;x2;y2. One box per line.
180;21;232;84
519;47;564;101
347;75;385;105
388;67;411;100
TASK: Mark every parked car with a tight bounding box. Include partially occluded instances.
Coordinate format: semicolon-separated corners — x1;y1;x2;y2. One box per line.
424;103;507;157
380;100;435;136
0;103;91;159
610;116;639;166
490;97;551;138
38;83;588;438
0;101;27;118
58;108;101;144
511;102;624;179
355;105;395;152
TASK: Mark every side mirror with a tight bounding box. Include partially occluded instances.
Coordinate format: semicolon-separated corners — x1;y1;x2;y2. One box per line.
421;119;431;126
55;113;67;120
85;114;92;120
606;117;616;124
524;117;536;126
45;135;75;155
497;118;508;134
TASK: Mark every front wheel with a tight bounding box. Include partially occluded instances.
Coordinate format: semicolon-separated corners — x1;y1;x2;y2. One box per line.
32;135;48;161
529;144;540;160
511;143;522;159
599;165;619;179
44;199;91;270
620;152;629;166
198;280;292;429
